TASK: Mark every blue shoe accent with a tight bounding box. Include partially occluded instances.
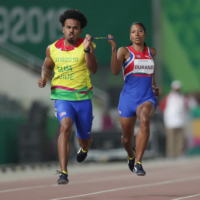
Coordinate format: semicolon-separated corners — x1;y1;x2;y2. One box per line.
128;147;136;172
133;162;146;176
56;170;69;184
77;148;88;162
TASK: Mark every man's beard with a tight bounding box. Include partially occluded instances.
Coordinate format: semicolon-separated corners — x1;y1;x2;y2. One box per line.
67;39;74;44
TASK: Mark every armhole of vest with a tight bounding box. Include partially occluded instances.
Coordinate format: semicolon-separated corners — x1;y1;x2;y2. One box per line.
124;47;132;66
50;42;57;60
147;47;153;59
49;45;53;60
126;47;134;61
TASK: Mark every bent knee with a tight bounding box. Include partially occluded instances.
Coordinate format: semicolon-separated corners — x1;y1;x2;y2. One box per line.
140;117;150;128
60;123;72;134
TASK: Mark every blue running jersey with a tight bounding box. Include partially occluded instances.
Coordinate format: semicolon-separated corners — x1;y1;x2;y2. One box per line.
119;46;157;117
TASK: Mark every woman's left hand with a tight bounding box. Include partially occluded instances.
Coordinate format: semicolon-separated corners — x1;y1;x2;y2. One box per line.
153;86;159;97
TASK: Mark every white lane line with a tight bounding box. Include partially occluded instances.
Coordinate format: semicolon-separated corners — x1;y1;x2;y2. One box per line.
0;185;50;193
0;174;130;193
50;176;200;200
172;194;200;200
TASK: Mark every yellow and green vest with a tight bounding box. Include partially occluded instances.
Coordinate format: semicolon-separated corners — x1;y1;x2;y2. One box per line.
50;39;96;101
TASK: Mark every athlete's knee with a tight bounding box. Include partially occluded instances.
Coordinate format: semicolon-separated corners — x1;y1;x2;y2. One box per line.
60;123;72;135
140;117;150;129
121;136;132;146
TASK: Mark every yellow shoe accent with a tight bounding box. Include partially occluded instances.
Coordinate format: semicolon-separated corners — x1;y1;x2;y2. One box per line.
62;171;68;175
136;162;141;165
128;149;135;160
82;148;87;153
128;155;134;160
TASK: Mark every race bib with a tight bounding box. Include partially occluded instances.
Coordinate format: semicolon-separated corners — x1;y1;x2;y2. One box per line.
133;59;154;74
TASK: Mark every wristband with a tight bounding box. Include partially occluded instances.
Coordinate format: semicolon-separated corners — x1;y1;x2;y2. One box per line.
84;48;90;53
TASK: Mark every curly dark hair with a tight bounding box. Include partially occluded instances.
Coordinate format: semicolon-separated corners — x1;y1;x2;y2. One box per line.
59;9;87;29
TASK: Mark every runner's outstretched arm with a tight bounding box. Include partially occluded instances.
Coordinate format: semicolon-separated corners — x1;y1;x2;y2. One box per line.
107;34;126;75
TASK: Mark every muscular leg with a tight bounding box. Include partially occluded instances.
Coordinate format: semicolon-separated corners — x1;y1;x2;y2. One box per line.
74;99;93;160
120;116;137;158
135;102;155;163
58;117;73;172
77;137;93;151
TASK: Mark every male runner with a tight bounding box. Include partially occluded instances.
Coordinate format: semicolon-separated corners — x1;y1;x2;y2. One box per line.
38;9;97;184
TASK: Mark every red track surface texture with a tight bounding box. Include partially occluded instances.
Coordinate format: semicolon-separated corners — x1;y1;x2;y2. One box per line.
0;157;200;200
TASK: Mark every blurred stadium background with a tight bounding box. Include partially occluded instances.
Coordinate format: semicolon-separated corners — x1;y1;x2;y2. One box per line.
0;0;200;166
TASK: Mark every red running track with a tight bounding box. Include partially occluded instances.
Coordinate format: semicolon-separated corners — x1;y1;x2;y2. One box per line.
0;157;200;200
